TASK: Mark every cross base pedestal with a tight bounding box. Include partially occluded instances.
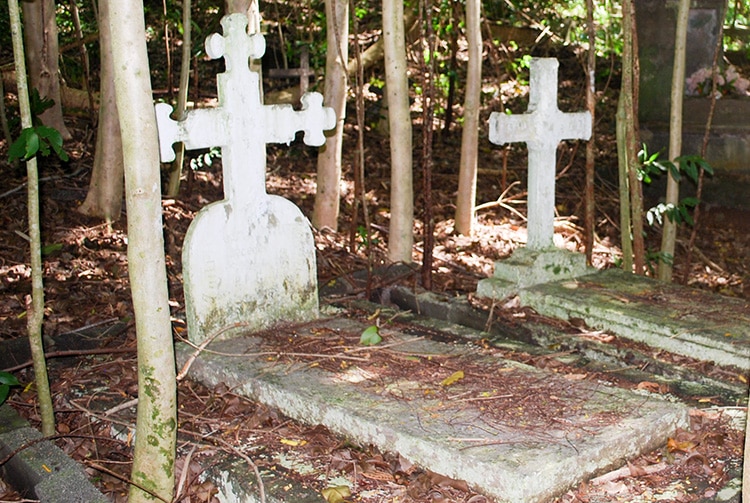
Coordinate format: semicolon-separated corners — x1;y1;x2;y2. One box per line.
477;248;590;300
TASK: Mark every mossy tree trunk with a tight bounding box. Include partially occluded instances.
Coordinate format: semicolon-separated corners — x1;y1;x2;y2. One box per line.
108;2;177;501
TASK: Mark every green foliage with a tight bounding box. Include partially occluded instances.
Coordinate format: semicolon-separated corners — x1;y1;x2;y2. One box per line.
725;0;750;53
9;126;69;163
360;325;382;346
8;89;56;134
638;146;714;185
189;147;221;171
355;225;378;251
29;89;55;119
0;371;21;406
506;49;533;82
646;199;698;227
637;146;713;229
645;249;674;275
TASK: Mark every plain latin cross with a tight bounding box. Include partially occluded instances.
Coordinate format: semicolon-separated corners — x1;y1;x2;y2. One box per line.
489;58;592;250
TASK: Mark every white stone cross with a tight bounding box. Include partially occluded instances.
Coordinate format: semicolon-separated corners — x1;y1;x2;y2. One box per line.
152;13;336;345
155;13;336;204
489;58;591;250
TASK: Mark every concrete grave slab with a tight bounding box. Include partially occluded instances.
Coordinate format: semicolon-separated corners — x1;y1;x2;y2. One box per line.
0;405;108;503
178;317;689;503
383;287;748;403
517;268;750;371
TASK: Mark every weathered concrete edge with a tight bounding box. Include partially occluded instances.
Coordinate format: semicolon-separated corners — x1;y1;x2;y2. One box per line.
177;341;688;503
200;455;326;503
519;287;750;370
0;404;109;503
389;285;750;381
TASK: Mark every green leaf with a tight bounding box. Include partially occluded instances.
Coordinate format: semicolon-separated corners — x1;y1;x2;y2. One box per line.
38;126;69;162
360;325;382;346
681;197;699;208
667;162;682;182
8;131;30;162
0;371;20;387
9;128;41;161
8;126;69;162
25;130;40;159
0;372;20;406
30;88;55;118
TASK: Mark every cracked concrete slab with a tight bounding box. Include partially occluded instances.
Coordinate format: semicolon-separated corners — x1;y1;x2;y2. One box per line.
178;316;689;503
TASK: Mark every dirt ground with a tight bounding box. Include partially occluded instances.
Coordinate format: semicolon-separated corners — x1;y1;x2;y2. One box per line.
1;46;749;502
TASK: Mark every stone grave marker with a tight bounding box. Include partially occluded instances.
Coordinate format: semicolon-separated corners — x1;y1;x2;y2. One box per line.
477;58;592;299
267;46;316;99
155;13;336;344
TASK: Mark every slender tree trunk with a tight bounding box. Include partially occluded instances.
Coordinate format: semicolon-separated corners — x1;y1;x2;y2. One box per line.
346;10;418;77
383;0;414;263
9;0;55;437
419;0;436;289
584;0;596;265
658;0;689;282
21;0;71;140
166;0;193;197
745;384;750;503
78;0;124;224
616;96;633;273
682;15;724;285
109;3;177;502
622;0;645;274
442;0;459;136
69;0;94;116
313;0;349;230
454;0;482;235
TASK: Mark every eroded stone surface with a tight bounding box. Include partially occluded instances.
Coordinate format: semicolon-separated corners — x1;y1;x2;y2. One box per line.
488;58;591;251
178;317;689;502
155;14;335;343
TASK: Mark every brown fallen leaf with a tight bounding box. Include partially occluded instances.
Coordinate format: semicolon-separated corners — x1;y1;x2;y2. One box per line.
667;437;697;453
636;381;668;394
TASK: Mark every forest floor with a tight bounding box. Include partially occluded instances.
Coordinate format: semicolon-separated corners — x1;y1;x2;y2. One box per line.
1;47;750;502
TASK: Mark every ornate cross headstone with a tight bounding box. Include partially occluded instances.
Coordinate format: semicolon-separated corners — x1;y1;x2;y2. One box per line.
155;14;335;344
478;58;591;300
489;58;591;251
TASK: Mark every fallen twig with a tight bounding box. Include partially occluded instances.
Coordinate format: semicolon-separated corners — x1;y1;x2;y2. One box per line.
174;444;198;502
176;322;253;381
2;347;136;373
591;461;668;484
177;428;266;503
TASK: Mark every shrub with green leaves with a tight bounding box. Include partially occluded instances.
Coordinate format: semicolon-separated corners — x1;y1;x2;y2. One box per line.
0;371;21;406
